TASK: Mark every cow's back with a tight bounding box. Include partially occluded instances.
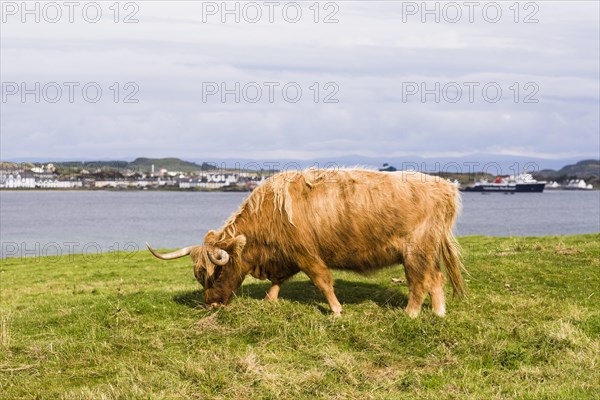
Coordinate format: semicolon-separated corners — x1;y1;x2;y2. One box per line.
249;169;458;272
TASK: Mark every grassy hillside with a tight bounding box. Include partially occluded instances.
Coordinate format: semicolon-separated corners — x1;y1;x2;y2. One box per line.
1;235;599;399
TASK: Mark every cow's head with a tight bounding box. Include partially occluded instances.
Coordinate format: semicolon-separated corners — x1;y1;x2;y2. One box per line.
146;231;247;306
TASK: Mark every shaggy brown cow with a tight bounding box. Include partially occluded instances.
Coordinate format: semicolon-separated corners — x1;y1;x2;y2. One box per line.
147;168;464;317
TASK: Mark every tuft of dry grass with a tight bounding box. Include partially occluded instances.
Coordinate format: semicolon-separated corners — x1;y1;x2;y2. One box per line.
1;317;10;349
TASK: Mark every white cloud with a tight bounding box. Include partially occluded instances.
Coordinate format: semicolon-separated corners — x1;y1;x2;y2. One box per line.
1;1;598;161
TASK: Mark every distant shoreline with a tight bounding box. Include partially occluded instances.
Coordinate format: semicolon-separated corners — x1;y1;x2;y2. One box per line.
0;187;254;193
1;187;598;192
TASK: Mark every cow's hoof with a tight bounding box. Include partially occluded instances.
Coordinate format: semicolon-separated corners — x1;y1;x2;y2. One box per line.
433;307;446;317
405;308;420;318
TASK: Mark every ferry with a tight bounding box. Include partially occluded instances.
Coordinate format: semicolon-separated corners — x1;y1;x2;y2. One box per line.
460;173;546;193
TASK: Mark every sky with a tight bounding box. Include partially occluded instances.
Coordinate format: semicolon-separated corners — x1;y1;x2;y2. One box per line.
1;1;599;164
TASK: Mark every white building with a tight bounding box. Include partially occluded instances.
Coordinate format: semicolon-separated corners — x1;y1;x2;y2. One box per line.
37;179;83;189
0;172;36;188
565;179;593;190
179;173;240;189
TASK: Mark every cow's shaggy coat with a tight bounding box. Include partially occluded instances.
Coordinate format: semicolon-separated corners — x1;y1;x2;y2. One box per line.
149;168;464;317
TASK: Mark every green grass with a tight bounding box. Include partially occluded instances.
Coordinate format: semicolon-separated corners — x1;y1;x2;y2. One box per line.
1;234;599;399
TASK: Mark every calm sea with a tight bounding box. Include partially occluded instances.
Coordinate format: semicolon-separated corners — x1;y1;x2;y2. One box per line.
1;190;599;258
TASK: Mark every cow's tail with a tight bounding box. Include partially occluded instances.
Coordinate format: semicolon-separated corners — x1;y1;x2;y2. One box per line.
440;231;466;298
440;187;466;298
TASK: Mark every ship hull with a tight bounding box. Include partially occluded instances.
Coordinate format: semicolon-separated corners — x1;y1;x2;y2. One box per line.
461;183;545;193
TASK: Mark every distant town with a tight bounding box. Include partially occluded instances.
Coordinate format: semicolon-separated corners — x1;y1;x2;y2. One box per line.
0;158;598;190
0;158;268;191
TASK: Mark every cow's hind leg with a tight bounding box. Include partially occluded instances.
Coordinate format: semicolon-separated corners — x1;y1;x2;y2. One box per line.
404;270;427;319
429;270;446;317
403;246;436;318
404;248;447;318
297;257;342;316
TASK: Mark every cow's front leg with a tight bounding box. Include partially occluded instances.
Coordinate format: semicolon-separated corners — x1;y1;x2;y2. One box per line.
265;282;281;301
299;258;343;316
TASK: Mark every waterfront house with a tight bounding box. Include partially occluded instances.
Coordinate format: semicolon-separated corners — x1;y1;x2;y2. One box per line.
0;171;36;188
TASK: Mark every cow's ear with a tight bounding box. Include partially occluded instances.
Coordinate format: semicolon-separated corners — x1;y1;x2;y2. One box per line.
218;234;246;256
204;230;218;245
232;235;246;256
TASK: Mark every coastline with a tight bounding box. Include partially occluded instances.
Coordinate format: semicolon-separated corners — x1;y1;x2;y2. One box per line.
0;186;255;192
1;186;597;192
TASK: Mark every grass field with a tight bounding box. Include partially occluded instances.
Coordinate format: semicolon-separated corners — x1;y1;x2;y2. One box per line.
1;234;599;399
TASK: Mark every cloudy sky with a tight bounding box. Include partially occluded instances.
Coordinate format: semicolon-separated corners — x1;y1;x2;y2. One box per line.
1;1;599;163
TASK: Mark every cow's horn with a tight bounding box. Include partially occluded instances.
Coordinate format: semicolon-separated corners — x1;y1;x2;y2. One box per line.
146;242;193;260
208;248;230;266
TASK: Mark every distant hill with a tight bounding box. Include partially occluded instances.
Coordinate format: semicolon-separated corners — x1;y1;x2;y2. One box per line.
535;159;600;179
128;157;205;173
557;159;600;178
533;159;599;188
57;160;129;169
47;158;212;173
